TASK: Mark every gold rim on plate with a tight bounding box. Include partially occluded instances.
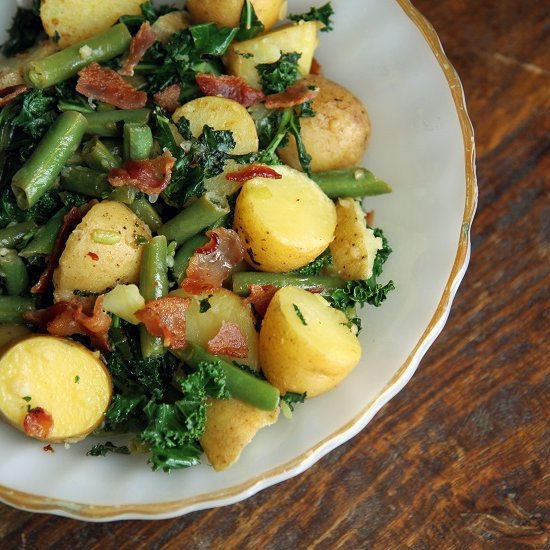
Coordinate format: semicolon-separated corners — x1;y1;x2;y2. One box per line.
0;0;477;520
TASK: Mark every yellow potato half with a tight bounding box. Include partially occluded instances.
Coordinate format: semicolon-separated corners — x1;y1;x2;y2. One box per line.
224;20;319;88
278;75;371;172
40;0;143;48
0;335;112;442
173;97;259;155
259;287;361;397
53;201;151;301
233;164;336;272
200;397;279;471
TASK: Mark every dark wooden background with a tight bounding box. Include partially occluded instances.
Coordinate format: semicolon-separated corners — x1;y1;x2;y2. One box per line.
1;1;549;548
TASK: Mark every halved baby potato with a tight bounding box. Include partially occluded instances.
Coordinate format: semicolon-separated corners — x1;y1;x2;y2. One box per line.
233;164;336;272
259;286;361;397
0;335;112;442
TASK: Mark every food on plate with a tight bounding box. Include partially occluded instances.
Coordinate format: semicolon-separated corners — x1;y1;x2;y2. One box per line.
0;1;394;471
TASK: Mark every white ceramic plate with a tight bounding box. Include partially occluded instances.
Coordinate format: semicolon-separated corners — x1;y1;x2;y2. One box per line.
0;0;476;520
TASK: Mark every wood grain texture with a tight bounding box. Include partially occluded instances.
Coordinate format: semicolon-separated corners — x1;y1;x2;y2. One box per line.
1;1;549;548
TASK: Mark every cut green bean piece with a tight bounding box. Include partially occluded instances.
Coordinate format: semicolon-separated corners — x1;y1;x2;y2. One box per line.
159;193;229;245
0;296;35;324
60;166;112;197
311;167;392;198
84;109;150;137
24;24;132;88
109;185;137;205
232;272;348;297
20;207;68;257
128;197;162;232
0;221;38;250
0;249;28;296
12;111;88;210
123;123;153;161
172;234;209;283
139;235;168;358
82;137;121;171
174;343;280;411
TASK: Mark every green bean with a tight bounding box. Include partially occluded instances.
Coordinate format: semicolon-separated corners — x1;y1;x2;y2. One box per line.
128;197;162;232
174;343;280;411
232;272;348;297
60;166;112;197
139;235;168;358
84;109;150;137
82;137;121;171
310;167;392;199
0;221;38;250
12;111;88;210
24;24;132;88
0;296;35;324
123;123;153;161
0;249;28;296
158;194;229;245
19;207;68;258
109;185;137;205
172;234;209;283
101;138;123;158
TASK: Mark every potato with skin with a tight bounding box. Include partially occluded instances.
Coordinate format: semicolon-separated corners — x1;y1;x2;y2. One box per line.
40;0;143;48
200;397;279;471
233;164;336;272
260;287;362;397
53;201;151;302
186;0;287;32
151;11;190;44
224;20;320;88
0;335;112;442
329;198;383;280
278;75;371;172
172;97;258;155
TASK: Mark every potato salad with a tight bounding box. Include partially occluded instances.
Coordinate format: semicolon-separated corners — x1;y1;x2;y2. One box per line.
0;1;394;471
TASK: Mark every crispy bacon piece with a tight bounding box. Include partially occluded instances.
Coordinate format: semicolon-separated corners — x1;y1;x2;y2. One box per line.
310;57;323;75
31;204;94;294
76;62;147;109
264;83;319;110
243;284;278;317
108;151;175;194
226;163;282;183
195;73;265;107
23;296;112;351
0;84;28;107
181;228;245;294
207;321;249;358
153;83;181;113
24;407;53;439
119;22;157;77
135;296;191;349
365;209;375;228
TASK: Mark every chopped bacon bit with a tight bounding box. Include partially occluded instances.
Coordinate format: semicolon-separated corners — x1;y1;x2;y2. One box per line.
76;62;147;109
87;251;99;261
24;407;53;439
153;83;181;113
264;83;319;110
181;228;244;294
310;57;322;75
119;22;157;77
135;296;191;349
31;203;97;294
207;321;249;358
23;295;112;352
195;232;220;255
108;151;175;194
0;84;28;107
195;73;265;107
226;163;282;183
365;209;375;227
243;284;278;317
43;444;55;453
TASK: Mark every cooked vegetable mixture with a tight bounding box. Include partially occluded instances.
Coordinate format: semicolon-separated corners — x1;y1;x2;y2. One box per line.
0;1;394;471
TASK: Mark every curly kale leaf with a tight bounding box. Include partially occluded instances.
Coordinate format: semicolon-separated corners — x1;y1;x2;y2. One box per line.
256;52;302;94
293;248;332;276
1;4;43;57
289;3;335;32
87;442;131;457
237;0;265;40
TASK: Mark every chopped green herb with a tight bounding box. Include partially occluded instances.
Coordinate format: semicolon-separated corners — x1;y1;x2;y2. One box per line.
293;304;308;326
75;375;80;384
199;298;211;313
22;395;32;402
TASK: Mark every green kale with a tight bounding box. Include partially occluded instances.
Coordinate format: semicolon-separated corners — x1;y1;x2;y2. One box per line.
0;188;60;229
237;0;265;40
86;442;131;457
294;248;332;276
1;4;44;57
190;24;239;56
256;52;302;94
281;391;306;412
11;89;58;143
120;2;177;29
371;227;392;277
289;2;334;32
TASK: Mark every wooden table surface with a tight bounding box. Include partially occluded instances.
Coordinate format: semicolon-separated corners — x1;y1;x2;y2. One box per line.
1;1;549;548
